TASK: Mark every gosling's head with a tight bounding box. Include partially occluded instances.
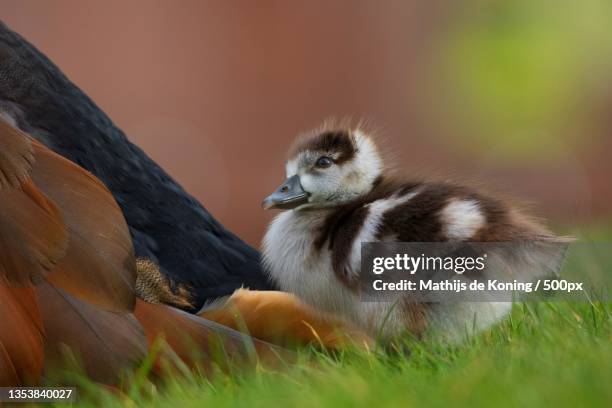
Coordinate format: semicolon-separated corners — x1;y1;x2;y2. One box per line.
263;127;383;210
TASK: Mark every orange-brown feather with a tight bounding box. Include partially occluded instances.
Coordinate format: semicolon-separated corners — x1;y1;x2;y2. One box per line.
0;119;34;189
199;289;374;349
30;140;137;312
0;285;44;386
0;181;68;285
36;282;146;384
134;299;291;375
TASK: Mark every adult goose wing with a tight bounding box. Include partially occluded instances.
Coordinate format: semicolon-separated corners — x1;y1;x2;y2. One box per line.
0;119;146;384
0;119;285;385
0;21;274;312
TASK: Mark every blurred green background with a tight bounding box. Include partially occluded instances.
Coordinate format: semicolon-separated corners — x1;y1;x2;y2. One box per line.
432;0;611;156
3;0;611;244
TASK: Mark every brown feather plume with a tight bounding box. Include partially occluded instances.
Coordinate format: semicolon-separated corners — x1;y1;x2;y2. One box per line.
0;181;68;285
0;285;44;386
36;282;146;384
30;140;137;312
0;119;34;189
0;119;144;385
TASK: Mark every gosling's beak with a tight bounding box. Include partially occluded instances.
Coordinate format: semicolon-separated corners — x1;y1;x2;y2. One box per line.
262;175;309;210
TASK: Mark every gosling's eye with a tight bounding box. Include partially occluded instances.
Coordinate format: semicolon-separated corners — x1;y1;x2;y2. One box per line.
315;156;333;169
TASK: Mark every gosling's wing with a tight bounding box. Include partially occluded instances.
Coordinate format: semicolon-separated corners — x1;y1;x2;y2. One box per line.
326;181;568;287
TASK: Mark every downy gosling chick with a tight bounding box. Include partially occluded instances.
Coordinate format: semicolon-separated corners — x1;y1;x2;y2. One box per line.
262;124;565;342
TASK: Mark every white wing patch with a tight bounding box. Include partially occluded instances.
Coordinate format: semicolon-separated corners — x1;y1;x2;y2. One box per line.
346;191;420;278
441;199;485;240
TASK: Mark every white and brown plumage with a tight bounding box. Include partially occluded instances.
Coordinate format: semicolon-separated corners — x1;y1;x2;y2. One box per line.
259;124;565;342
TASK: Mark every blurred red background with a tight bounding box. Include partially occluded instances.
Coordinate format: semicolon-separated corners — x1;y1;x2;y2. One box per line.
3;1;611;246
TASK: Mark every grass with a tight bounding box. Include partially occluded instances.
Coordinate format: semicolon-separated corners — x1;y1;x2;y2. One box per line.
52;299;610;408
50;228;612;407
